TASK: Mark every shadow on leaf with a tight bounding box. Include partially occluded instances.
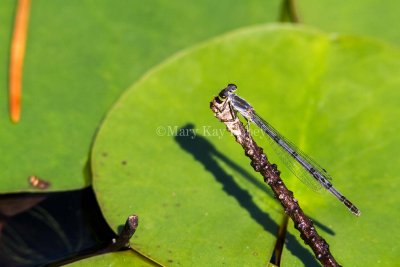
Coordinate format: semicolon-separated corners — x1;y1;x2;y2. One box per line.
175;123;322;266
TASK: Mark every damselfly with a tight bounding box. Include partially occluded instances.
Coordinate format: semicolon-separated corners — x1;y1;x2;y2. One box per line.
219;84;360;216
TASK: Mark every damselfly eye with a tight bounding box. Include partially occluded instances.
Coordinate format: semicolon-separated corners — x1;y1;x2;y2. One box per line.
219;83;237;98
227;83;237;91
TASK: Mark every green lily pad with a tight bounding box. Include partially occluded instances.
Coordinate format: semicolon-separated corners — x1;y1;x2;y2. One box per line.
92;24;400;265
66;250;157;266
298;1;400;44
0;0;280;193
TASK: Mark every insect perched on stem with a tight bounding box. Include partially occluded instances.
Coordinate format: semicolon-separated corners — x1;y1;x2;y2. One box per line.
218;84;360;216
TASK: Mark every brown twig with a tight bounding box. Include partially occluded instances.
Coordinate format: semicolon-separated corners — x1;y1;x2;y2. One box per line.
270;215;289;266
48;215;140;266
210;95;341;267
9;0;31;123
104;215;139;252
280;0;301;23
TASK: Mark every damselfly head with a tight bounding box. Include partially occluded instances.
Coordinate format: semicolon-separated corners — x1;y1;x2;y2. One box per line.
219;83;237;99
227;83;237;92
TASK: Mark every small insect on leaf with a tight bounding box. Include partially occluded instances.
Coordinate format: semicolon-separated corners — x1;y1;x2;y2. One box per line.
28;175;50;189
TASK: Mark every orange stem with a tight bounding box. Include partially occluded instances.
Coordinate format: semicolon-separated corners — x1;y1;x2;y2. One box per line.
9;0;31;123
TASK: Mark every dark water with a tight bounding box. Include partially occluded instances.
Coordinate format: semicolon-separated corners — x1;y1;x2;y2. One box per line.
0;187;116;266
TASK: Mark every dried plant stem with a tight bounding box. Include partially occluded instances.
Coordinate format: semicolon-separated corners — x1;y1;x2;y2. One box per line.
50;215;140;266
103;215;139;252
9;0;31;123
210;96;341;267
280;0;301;23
